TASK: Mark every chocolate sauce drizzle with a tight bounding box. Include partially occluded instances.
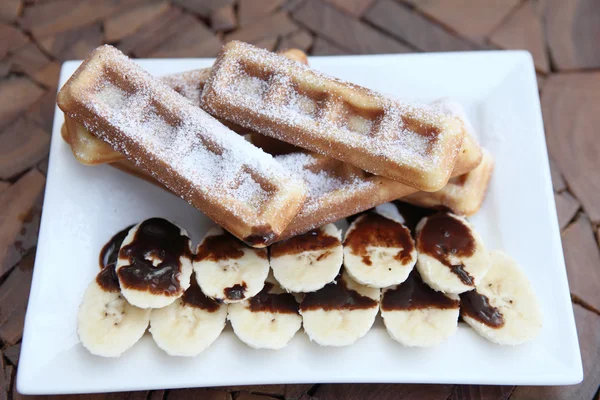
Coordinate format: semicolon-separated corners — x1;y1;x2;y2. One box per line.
393;201;438;234
118;218;192;296
249;282;299;314
460;290;505;328
181;273;221;312
345;212;414;266
99;225;134;270
270;228;339;258
417;213;476;286
224;282;247;301
196;231;267;262
96;225;133;292
300;272;378;311
381;270;459;311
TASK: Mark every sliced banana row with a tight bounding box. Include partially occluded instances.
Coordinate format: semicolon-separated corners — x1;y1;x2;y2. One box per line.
80;209;543;357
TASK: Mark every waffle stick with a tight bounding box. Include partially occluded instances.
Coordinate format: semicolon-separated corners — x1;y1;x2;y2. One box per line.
59;46;484;242
62;48;306;166
57;45;306;247
401;149;494;216
201;41;466;191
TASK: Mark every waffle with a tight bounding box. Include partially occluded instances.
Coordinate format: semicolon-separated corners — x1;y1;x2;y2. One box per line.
201;41;466;191
402;149;494;216
61;100;482;242
62;68;209;165
56;45;306;247
62;48;308;166
62;114;123;165
274;152;416;240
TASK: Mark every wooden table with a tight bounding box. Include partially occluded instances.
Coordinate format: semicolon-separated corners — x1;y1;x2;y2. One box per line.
1;0;599;399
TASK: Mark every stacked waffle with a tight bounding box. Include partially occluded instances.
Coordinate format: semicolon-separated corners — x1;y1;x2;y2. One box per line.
57;42;494;247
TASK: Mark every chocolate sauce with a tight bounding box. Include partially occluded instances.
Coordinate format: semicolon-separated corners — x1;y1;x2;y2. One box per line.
249;282;299;314
393;201;437;234
270;228;340;258
244;226;276;247
96;225;134;292
300;273;378;311
381;270;459;311
417;213;476;286
344;212;414;266
450;264;474;286
99;225;134;270
196;231;266;262
345;210;368;225
224;282;247;301
181;274;221;312
460;290;505;328
96;265;121;293
118;218;192;296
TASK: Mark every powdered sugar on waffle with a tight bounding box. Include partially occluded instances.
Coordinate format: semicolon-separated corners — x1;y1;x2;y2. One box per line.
160;68;211;107
202;41;462;173
73;46;303;221
276;152;374;214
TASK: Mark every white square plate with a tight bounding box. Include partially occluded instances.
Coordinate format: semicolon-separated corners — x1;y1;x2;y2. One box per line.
18;51;582;395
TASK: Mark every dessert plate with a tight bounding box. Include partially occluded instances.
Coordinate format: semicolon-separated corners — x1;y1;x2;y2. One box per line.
18;51;582;394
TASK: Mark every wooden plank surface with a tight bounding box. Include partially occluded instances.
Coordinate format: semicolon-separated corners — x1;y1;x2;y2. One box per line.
544;0;600;70
0;23;29;59
0;77;45;130
314;383;454;399
364;0;477;53
103;0;170;43
293;0;412;54
555;191;581;230
542;73;600;223
489;0;549;73
511;304;600;400
1;1;600;399
562;215;600;312
0;117;49;180
411;0;521;43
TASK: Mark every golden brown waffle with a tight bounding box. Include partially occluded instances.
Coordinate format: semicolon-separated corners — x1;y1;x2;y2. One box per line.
62;115;123;165
402;149;494;216
61;68;207;165
57;45;306;247
275;152;418;240
201;41;466;191
62;48;309;166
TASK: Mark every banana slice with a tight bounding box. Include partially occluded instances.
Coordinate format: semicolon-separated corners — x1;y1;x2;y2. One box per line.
228;274;302;349
461;250;542;345
381;270;459;347
116;218;194;309
299;270;380;346
415;213;490;294
270;224;343;293
343;207;417;288
150;273;227;356
194;227;269;303
78;268;150;357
